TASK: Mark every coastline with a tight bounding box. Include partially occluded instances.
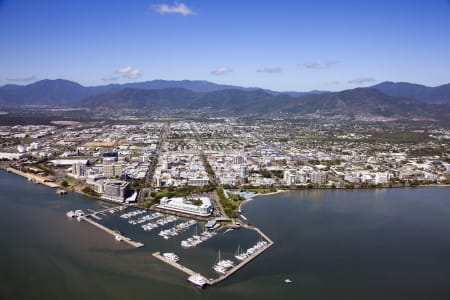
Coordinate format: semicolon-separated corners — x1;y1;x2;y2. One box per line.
238;190;289;213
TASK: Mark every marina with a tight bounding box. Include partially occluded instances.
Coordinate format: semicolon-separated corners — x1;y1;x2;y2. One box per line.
67;202;274;287
153;224;274;288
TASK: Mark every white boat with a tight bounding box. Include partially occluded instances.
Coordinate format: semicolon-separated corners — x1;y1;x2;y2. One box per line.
213;264;227;274
284;278;292;283
163;252;180;262
235;245;247;261
181;240;193;248
115;235;122;241
188;273;208;288
217;259;235;268
223;228;234;234
74;209;85;217
66;211;75;218
213;250;234;273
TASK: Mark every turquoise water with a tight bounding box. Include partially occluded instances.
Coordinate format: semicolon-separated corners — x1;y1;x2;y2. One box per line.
1;170;449;299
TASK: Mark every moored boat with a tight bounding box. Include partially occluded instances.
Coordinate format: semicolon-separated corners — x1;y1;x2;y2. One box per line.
188;273;208;288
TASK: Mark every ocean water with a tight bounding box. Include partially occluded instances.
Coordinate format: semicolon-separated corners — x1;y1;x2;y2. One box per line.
0;171;449;300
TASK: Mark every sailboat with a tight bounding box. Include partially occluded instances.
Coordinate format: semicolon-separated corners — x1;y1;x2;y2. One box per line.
212;250;228;274
234;244;247;261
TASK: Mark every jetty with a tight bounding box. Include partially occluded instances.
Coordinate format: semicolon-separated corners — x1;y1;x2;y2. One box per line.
79;215;144;248
152;252;197;276
209;237;273;285
84;205;127;220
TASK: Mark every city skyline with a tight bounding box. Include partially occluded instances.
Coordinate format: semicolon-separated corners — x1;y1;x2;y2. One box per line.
1;0;450;91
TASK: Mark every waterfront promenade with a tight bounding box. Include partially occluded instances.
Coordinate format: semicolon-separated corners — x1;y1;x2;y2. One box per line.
6;167;59;188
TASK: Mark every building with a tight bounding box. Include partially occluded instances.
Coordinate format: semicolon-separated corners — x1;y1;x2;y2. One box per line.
72;162;86;178
233;155;245;165
240;165;248;179
158;197;213;216
310;171;328;184
104;163;123;178
187;177;210;186
296;170;308;183
102;180;130;202
375;172;389;184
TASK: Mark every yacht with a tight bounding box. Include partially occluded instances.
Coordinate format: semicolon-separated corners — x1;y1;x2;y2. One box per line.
163;252;180;262
235;245;247;261
188;274;208;288
213;264;228;274
74;210;85;217
181;240;193;248
66;211;75;218
115;235;122;241
217;259;235;268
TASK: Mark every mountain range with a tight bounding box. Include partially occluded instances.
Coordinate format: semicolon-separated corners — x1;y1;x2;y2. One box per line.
0;79;449;119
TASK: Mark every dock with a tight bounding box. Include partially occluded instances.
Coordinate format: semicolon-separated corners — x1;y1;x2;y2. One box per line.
84;205;127;220
152;252;197;276
80;216;144;248
208;238;273;285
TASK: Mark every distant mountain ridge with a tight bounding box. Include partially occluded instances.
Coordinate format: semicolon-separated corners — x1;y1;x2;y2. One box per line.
81;86;449;120
0;79;322;105
0;79;449;120
371;81;450;104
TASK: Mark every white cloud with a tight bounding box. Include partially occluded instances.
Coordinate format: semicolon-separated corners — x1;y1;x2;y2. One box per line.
348;77;376;84
152;2;195;16
116;66;141;79
7;76;36;82
303;61;338;70
210;67;233;76
256;67;283;73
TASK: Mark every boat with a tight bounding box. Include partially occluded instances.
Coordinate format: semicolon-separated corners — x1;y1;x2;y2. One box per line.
66;211;75;218
212;250;234;273
284;278;292;283
188;273;208;288
235;244;247;261
56;189;67;195
115;235;122;241
213;264;228;274
240;214;248;221
74;209;85;217
223;228;234;234
181;240;193;248
163;252;180;262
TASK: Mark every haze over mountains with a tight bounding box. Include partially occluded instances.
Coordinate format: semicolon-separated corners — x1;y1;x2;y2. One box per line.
0;79;449;119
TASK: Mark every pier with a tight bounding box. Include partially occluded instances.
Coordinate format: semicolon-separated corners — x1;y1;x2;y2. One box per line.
208;238;273;286
80;216;144;248
84;205;127;220
152;252;197;276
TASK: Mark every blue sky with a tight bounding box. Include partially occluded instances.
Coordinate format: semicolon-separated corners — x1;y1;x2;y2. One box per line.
1;0;449;91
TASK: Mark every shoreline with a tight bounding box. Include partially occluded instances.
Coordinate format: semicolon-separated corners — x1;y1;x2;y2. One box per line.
237;190;289;213
2;168;449;212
